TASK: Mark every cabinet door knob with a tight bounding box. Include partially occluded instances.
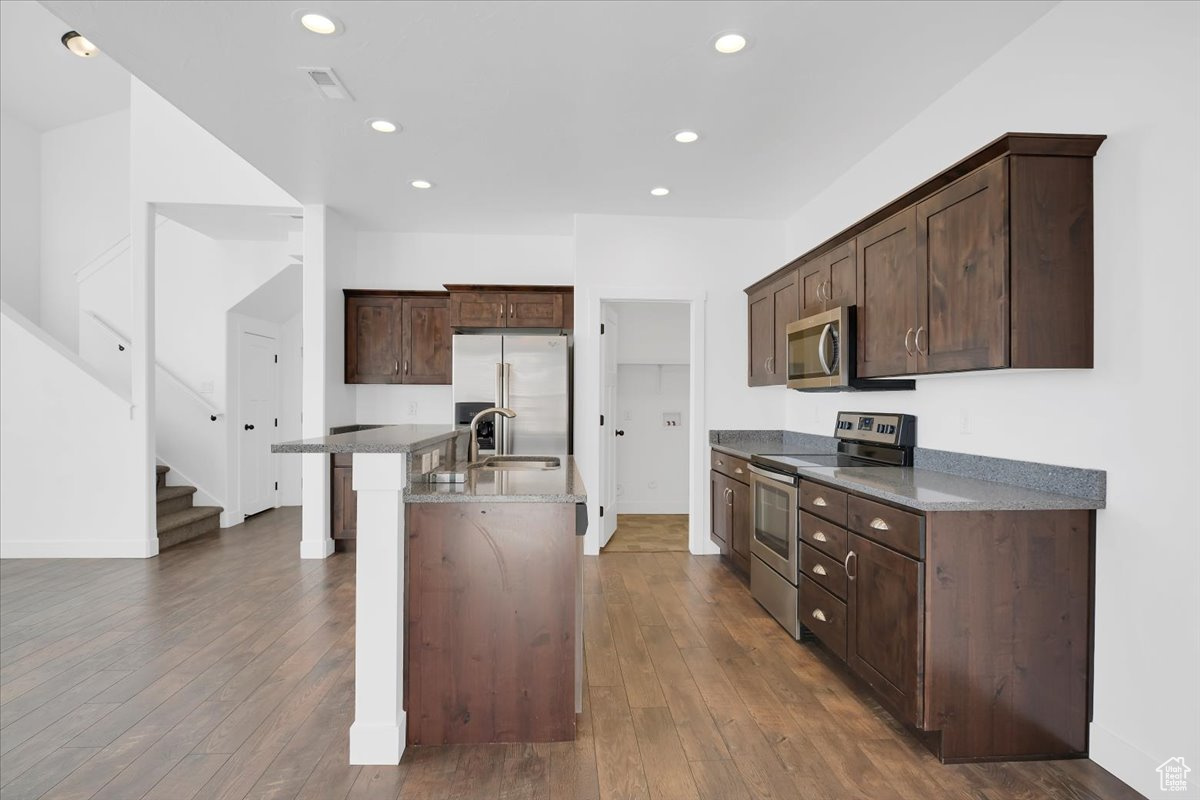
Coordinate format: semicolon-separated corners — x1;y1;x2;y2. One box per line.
811;609;828;623
869;517;890;531
813;531;828;542
812;497;828;507
812;564;827;576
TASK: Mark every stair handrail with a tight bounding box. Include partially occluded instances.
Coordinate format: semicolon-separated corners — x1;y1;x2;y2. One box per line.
74;218;169;284
81;310;224;420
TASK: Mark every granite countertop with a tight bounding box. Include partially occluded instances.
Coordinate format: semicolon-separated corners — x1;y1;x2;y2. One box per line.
405;456;587;504
792;465;1104;512
272;424;460;454
709;428;1105;512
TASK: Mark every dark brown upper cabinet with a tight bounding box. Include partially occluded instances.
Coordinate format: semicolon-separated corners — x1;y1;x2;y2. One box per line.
401;297;453;384
747;270;798;386
446;285;573;330
800;239;857;319
344;291;452;385
857;209;920;379
345;295;404;383
746;133;1104;385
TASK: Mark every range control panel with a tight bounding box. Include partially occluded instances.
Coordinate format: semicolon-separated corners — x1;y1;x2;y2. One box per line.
834;412;917;447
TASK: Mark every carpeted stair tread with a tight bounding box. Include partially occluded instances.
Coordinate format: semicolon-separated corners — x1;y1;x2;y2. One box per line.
156;485;197;502
157;505;222;533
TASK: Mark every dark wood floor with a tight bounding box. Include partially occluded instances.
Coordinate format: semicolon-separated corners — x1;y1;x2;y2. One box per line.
0;508;1141;800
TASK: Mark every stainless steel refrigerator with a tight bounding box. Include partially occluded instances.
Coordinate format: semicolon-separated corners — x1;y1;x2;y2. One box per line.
452;334;571;455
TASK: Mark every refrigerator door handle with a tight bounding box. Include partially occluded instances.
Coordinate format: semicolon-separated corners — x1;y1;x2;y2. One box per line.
502;362;512;454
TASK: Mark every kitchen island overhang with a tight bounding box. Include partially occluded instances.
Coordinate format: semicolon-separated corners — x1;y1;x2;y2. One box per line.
273;425;585;765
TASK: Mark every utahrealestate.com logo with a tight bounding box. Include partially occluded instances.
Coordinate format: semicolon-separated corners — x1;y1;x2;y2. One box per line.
1157;757;1192;793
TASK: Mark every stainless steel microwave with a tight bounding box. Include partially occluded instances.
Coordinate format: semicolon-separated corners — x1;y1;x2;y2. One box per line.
785;306;914;392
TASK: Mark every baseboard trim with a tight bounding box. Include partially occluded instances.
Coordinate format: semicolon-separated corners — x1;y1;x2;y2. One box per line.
1090;721;1186;799
300;537;335;560
349;718;406;765
614;501;689;515
0;538;158;558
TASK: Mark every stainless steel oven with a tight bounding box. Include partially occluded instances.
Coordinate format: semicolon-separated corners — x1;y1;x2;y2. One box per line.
749;464;800;639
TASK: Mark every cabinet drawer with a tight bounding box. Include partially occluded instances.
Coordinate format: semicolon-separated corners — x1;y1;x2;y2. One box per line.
800;579;847;660
800;544;846;601
800;511;847;562
847;496;923;559
710;450;750;481
800;481;847;526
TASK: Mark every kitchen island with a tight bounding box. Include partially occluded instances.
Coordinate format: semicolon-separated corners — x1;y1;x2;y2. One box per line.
273;425;585;764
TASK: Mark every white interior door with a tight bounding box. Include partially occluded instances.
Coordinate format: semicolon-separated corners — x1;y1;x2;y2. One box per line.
239;331;278;516
600;305;619;546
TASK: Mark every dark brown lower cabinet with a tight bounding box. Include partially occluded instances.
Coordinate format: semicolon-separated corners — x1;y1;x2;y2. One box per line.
846;532;924;728
331;455;356;543
710;454;751;574
798;478;1094;763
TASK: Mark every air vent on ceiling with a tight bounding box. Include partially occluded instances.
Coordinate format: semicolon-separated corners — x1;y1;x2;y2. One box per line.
300;67;352;101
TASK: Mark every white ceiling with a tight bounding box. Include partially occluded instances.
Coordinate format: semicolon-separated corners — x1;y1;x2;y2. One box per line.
0;0;130;131
39;0;1057;234
157;203;303;242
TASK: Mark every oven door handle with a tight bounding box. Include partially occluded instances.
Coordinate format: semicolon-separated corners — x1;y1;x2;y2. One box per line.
817;323;833;376
749;465;797;486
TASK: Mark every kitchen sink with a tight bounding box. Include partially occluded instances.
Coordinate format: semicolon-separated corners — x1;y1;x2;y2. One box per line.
471;455;561;471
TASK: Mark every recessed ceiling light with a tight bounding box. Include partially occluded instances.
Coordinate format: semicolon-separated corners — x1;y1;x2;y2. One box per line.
368;119;398;133
674;130;700;144
410;180;433;189
713;33;748;54
650;187;670;197
298;11;341;35
61;31;99;58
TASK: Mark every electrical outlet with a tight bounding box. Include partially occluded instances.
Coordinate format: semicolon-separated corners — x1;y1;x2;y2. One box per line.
647;481;658;490
959;409;972;435
199;380;214;395
624;410;633;421
408;402;418;417
432;451;441;469
421;452;432;473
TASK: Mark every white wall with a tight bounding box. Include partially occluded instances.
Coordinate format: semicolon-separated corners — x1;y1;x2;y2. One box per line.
353;231;574;424
0;113;41;321
611;301;690;365
615;365;689;514
40;107;130;350
778;3;1199;795
0;303;143;557
574;214;787;554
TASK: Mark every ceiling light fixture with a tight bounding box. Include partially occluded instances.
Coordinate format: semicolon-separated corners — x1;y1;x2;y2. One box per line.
674;130;700;144
650;187;670;197
713;33;748;54
368;119;398;133
61;31;99;58
410;180;433;189
297;11;341;36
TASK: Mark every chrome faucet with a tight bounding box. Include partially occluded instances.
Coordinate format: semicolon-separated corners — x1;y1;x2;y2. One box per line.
469;407;516;463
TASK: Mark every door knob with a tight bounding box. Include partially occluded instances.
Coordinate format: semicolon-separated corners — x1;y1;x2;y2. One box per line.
615;430;625;436
244;424;255;431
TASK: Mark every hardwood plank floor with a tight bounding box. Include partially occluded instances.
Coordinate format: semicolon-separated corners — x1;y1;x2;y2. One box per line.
0;508;1142;800
602;516;688;553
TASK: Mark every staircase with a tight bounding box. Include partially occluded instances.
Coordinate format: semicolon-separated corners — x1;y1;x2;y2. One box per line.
157;465;223;549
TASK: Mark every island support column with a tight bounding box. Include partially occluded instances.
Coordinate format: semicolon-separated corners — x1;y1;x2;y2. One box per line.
348;453;408;764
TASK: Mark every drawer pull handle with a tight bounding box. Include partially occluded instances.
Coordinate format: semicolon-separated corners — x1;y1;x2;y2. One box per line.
811;609;828;623
716;459;724;466
813;531;828;542
812;564;827;576
813;497;828;507
845;550;858;581
734;467;744;474
869;517;890;531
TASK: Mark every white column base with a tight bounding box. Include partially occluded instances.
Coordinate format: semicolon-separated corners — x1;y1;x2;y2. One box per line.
300;537;335;559
349;453;408;766
349;717;407;765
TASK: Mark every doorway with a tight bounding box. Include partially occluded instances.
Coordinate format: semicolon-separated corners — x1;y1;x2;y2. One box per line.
593;294;708;555
238;329;278;516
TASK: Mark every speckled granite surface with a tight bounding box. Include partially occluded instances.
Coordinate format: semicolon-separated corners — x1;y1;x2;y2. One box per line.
709;429;1105;511
791;465;1104;512
405;456;586;504
272;424;460;454
709;429;837;459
